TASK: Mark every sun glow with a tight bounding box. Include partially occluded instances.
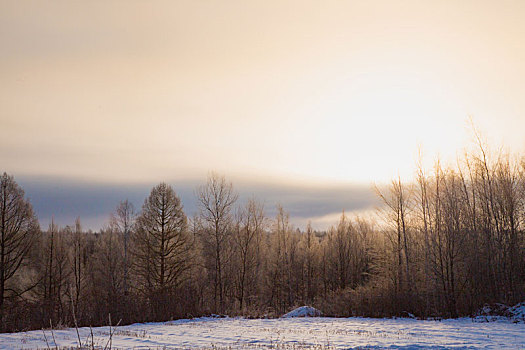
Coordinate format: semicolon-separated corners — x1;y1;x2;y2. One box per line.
2;1;525;186
258;67;470;184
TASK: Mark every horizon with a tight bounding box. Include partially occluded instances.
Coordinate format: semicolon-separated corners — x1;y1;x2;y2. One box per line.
15;173;380;232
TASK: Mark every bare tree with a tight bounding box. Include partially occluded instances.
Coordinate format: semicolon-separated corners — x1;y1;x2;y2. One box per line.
132;183;191;317
40;219;69;326
111;200;135;297
68;218;87;323
375;177;413;310
0;173;39;330
334;212;353;290
196;173;238;313
302;222;318;304
92;225;125;322
233;198;265;311
266;205;300;313
429;167;465;317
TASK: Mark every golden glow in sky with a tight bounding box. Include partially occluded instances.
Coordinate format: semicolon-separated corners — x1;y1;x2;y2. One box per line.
2;1;525;185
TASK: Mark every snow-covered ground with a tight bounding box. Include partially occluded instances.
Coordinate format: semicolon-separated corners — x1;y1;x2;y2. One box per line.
282;305;322;318
1;316;524;349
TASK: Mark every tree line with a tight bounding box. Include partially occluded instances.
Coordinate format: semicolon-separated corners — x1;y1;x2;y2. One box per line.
1;142;525;332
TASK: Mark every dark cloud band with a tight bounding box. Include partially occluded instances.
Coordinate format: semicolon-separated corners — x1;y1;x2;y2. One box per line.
18;176;379;231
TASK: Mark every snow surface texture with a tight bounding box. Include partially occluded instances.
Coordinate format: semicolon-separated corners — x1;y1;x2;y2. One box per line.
471;302;525;323
282;305;322;318
511;302;525;321
2;317;525;349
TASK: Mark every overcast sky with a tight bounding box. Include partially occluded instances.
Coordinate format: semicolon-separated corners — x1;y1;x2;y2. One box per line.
2;1;525;230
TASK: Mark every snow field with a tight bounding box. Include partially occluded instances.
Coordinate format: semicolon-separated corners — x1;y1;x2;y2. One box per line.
1;316;524;349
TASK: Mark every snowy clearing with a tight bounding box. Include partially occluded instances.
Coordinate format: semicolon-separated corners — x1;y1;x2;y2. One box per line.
1;316;524;349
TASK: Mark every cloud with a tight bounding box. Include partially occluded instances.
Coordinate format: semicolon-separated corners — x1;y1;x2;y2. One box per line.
17;175;379;231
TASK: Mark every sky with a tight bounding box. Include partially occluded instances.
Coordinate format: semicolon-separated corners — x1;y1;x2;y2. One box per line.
2;1;525;230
